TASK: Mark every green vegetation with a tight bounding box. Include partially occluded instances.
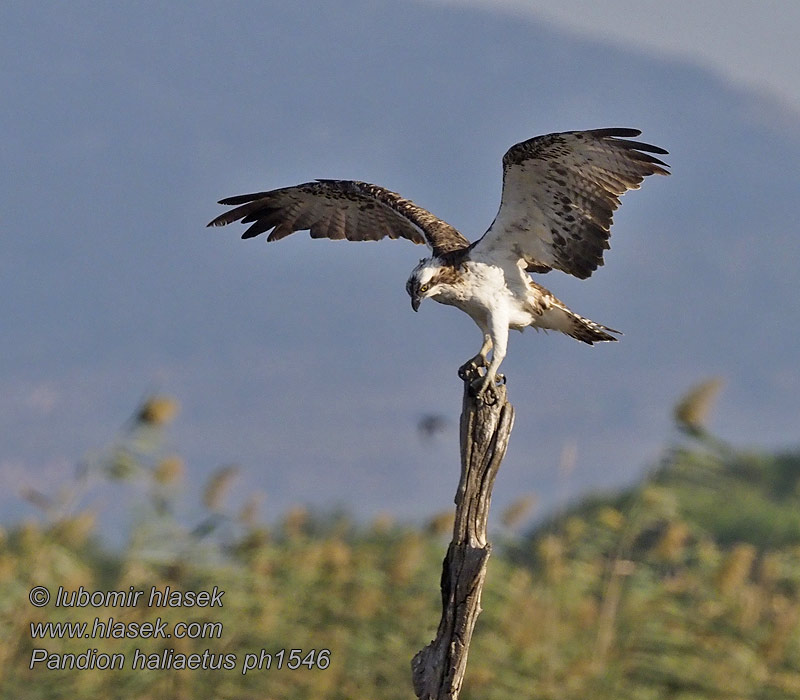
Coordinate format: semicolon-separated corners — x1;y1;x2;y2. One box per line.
2;387;800;698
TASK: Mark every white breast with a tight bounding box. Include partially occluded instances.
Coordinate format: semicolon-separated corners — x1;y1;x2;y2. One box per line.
437;260;535;329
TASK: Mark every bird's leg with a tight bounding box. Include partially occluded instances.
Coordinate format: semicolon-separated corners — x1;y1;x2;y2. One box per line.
458;332;493;379
469;322;507;403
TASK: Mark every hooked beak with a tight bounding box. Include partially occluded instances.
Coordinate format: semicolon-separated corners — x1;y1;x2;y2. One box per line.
411;293;421;312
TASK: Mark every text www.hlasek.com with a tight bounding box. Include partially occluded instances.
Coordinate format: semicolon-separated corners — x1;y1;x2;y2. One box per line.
31;617;223;640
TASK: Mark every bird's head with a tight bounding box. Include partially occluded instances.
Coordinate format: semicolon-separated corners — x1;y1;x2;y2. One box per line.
406;258;452;312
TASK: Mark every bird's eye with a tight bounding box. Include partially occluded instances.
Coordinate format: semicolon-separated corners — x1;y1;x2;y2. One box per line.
420;285;428;293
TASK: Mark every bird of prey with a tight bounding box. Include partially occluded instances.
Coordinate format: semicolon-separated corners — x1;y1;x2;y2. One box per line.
208;128;669;400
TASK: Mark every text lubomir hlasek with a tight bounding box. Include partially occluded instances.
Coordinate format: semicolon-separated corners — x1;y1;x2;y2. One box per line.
54;586;224;608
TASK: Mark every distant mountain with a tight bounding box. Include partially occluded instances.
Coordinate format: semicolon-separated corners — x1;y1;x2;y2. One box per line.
3;0;799;526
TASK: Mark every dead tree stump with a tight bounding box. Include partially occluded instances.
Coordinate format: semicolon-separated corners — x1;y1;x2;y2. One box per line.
411;370;515;700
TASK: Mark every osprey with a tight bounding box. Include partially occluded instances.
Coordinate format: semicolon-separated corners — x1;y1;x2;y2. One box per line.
208;128;669;399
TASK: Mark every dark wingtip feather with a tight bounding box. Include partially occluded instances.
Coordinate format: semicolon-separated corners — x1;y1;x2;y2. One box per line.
207;213;233;227
634;152;670;165
613;138;669;156
589;127;642;138
239;218;276;240
218;192;271;206
610;134;671;173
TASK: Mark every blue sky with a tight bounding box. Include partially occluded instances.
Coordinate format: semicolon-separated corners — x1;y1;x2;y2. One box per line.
2;1;798;532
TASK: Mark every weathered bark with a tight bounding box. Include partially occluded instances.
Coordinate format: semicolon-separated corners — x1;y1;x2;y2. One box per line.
411;372;515;699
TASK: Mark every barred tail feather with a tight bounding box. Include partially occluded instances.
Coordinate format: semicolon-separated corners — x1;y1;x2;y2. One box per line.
567;313;620;344
541;298;621;345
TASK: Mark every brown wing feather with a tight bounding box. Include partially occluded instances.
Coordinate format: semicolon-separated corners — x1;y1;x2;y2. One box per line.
207;179;470;256
474;128;669;279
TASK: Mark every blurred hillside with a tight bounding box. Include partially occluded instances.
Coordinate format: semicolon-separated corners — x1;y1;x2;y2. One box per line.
3;389;800;698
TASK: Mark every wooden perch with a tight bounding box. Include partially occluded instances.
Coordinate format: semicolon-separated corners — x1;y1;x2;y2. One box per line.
412;371;515;700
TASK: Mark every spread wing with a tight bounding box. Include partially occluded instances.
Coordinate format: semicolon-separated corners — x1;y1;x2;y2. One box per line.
472;128;669;279
207;179;470;257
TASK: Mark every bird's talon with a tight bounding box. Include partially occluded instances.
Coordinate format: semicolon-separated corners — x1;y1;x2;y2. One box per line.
458;359;483;380
468;376;500;405
468;376;484;397
482;387;499;406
